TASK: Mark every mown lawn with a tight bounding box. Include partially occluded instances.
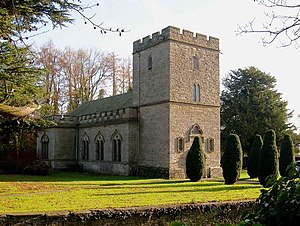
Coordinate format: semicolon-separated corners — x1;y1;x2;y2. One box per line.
0;171;261;214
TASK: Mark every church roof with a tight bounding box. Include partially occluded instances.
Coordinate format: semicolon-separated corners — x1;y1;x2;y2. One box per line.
69;92;134;116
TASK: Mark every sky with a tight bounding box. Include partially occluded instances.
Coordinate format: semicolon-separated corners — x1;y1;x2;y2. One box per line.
32;0;300;131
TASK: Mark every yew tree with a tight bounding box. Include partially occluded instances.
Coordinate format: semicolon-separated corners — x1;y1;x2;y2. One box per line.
221;67;294;153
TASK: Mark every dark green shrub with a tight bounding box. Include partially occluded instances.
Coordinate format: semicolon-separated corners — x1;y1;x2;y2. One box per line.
242;165;300;226
258;129;279;187
279;134;295;177
23;160;50;175
247;134;263;178
186;137;205;182
221;134;243;184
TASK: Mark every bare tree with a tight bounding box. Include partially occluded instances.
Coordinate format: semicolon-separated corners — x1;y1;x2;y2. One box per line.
238;0;300;47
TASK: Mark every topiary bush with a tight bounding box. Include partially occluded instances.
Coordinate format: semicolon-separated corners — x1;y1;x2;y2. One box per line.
258;129;279;187
279;134;295;177
221;134;243;185
186;136;205;182
247;134;263;179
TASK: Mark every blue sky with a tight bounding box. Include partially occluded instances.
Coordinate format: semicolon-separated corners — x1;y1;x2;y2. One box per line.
32;0;300;130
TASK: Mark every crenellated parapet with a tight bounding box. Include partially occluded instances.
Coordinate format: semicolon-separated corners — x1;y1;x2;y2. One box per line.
77;107;137;125
133;26;219;53
47;108;138;128
46;115;77;127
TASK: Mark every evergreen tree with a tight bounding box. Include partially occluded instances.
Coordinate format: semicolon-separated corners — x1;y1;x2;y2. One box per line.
247;134;263;178
279;134;295;177
186;137;205;182
221;67;295;154
221;134;243;185
258;129;279;187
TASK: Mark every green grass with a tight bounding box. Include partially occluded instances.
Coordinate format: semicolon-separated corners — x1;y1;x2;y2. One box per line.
0;171;261;214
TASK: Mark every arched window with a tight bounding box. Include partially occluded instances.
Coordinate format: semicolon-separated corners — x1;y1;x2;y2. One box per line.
189;124;204;143
148;55;152;70
193;55;200;71
82;134;89;160
206;138;215;153
192;84;200;102
192;84;197;102
95;132;105;161
196;84;200;102
111;130;122;162
41;134;49;159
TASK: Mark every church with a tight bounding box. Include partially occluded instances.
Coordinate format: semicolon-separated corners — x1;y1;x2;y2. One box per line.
37;26;222;179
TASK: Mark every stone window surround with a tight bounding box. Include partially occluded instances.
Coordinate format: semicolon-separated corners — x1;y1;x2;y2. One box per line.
111;130;122;162
148;54;152;70
176;137;185;153
192;83;201;102
193;54;200;71
82;133;89;160
41;133;49;159
95;132;105;161
206;138;215;153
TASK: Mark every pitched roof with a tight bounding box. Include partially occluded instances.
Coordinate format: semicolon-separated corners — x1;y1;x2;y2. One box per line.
69;92;134;116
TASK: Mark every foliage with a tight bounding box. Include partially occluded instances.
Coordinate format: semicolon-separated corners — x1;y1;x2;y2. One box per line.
23;159;50;175
242;165;300;226
279;134;295;177
258;129;279;187
0;150;37;173
36;43;132;114
221;134;243;185
247;134;263;179
221;67;294;154
186;137;206;182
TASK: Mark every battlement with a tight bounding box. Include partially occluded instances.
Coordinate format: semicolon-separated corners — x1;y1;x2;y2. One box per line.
46;108;138;127
133;26;219;53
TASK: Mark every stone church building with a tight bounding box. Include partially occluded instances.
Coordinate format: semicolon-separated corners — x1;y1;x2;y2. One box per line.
37;26;221;179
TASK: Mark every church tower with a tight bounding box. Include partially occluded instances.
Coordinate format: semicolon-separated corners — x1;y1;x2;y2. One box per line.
132;26;221;178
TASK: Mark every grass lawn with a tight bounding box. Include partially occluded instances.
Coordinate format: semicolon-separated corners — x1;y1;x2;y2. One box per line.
0;170;261;214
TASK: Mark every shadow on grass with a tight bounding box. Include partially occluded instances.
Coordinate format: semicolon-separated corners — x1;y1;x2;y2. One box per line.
91;183;262;197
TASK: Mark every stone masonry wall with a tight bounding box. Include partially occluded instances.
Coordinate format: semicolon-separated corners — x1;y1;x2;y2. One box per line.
169;103;221;179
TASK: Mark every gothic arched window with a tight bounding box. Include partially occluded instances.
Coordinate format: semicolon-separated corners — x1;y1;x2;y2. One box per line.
82;134;89;160
192;84;200;102
41;134;49;159
189;124;204;143
95;132;105;161
111;130;122;162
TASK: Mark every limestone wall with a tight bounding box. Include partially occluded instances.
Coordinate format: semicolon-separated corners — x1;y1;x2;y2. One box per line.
37;127;76;169
169;103;221;178
78;120;138;176
137;103;170;176
132;40;170;106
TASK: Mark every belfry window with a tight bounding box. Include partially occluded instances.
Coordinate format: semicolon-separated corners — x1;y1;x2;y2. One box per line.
112;130;122;162
95;132;105;161
82;134;89;160
192;83;201;102
41;134;49;159
193;55;200;71
148;55;152;70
